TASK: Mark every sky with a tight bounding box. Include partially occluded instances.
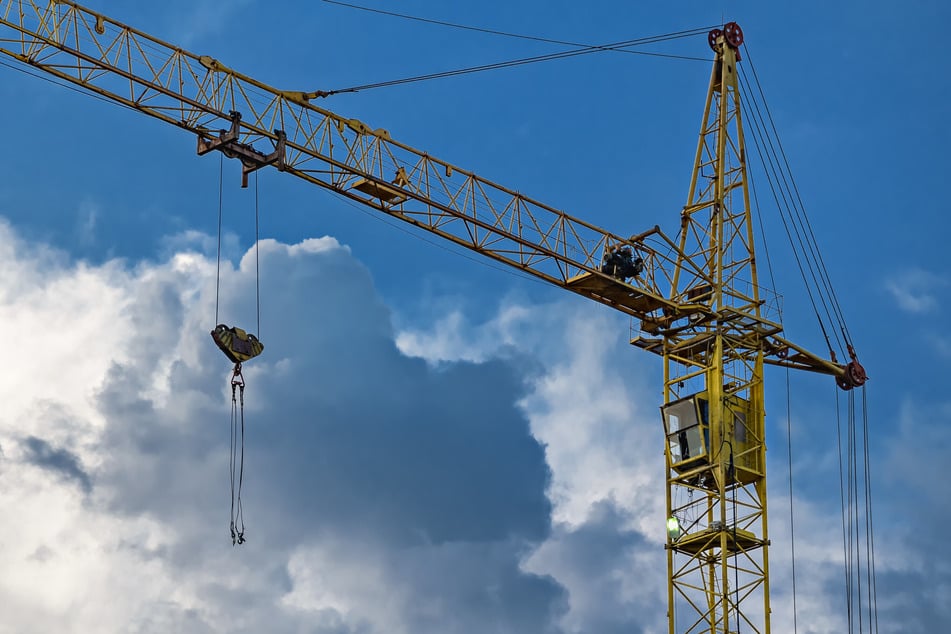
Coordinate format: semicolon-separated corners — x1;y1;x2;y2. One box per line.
0;1;948;633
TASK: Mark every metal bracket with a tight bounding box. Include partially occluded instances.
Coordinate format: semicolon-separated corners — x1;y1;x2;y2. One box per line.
197;111;286;188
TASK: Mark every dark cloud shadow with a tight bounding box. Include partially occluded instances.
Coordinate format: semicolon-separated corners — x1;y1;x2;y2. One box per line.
88;238;565;633
21;435;92;494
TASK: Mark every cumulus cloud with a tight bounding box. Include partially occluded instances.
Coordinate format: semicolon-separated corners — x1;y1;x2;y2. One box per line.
884;267;947;314
2;216;942;634
398;299;670;631
0;220;560;634
19;436;92;494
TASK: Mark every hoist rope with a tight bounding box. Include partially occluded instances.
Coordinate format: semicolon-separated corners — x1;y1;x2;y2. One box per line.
323;27;713;95
834;384;878;632
255;170;261;338
212;167;263;547
731;444;741;633
215;153;224;325
785;366;799;633
862;388;880;633
835;388;853;630
850;392;864;634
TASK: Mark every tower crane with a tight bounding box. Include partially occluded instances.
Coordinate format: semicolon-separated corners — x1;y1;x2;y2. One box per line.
0;1;868;632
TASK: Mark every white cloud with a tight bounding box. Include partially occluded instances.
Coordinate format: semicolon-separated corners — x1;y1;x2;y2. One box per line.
396;304;531;365
397;300;671;632
0;220;559;634
76;200;99;247
884;268;947;314
2;217;946;633
398;299;665;530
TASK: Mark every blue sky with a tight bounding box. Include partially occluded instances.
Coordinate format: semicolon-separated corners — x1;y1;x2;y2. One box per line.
0;1;948;632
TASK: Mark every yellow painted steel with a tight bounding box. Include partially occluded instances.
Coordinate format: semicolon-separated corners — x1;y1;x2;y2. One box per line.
661;31;770;632
0;0;845;377
0;4;861;632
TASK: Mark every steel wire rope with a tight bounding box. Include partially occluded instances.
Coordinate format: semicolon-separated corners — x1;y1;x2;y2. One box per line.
216;153;224;324
861;390;874;632
850;391;864;634
785;366;799;633
738;68;839;343
230;376;239;540
835;388;853;632
0;57;140;112
321;0;711;62
741;48;854;346
743;51;854;348
747;148;782;320
255;170;261;338
230;370;246;545
738;69;845;356
862;387;880;633
738;71;840;353
325;27;714;95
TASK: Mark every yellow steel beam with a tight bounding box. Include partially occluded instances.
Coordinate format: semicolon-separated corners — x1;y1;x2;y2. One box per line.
0;0;858;384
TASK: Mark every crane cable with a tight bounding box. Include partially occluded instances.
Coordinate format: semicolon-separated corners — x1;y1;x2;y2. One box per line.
741;69;841;357
785;366;800;633
322;0;707;53
738;46;855;363
751;140;803;633
320;27;714;95
739;65;842;353
229;357;246;545
835;384;878;633
213;163;264;546
740;43;877;629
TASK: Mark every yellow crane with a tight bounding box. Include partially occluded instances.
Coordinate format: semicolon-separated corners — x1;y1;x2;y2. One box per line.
0;2;867;632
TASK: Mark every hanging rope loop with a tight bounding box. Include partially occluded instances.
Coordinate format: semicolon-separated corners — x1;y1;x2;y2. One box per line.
231;362;245;389
229;361;247;546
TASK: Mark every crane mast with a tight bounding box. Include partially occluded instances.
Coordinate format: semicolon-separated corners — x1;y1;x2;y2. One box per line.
659;24;769;633
0;2;867;632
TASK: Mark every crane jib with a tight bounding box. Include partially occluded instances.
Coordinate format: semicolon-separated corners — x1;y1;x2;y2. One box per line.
0;0;863;388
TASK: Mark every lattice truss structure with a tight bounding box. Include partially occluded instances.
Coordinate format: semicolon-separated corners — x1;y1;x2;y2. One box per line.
660;30;771;634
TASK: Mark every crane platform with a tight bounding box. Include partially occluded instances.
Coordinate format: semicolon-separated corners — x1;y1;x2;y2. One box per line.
672;525;763;556
565;271;666;316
